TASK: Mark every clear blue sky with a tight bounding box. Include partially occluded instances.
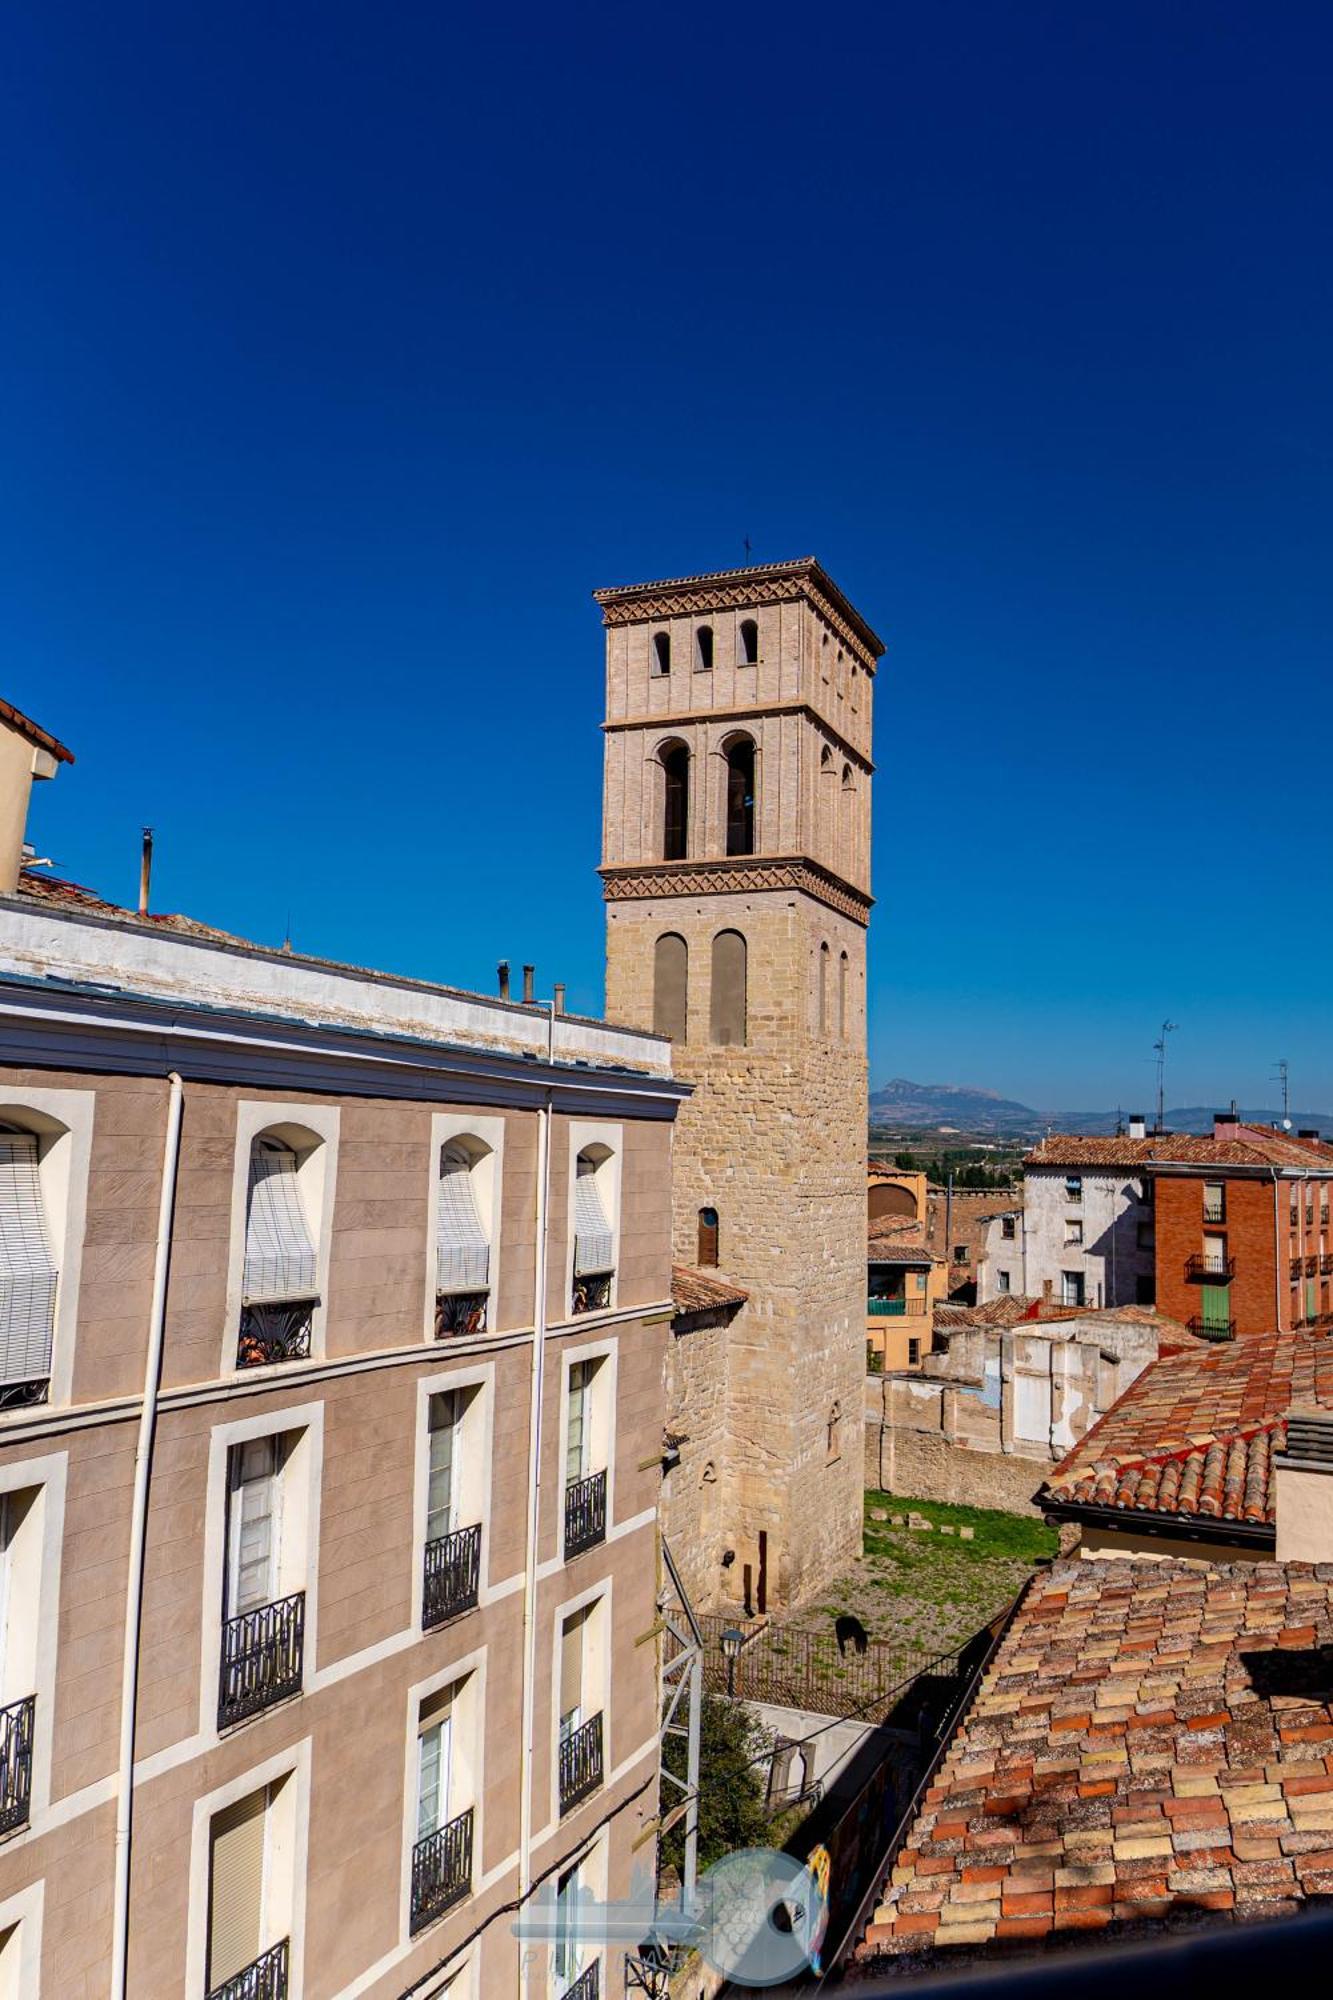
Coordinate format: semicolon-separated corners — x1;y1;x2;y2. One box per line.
6;3;1332;1112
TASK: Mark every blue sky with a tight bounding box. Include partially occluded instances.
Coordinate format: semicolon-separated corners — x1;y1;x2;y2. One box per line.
6;2;1332;1110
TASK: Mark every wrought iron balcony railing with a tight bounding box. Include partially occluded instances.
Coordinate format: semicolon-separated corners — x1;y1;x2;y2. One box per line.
219;1590;305;1729
206;1937;289;2000
1323;1255;1333;1276
564;1469;607;1560
0;1693;35;1835
1185;1254;1234;1282
409;1803;474;1933
561;1963;601;2000
558;1711;604;1815
0;1373;49;1413
1188;1315;1235;1343
1291;1258;1304;1281
423;1522;482;1628
571;1272;612;1316
434;1290;488;1339
1203;1201;1226;1225
237;1298;316;1369
1308;1255;1321;1278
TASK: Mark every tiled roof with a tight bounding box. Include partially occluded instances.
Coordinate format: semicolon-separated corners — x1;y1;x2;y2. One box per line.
1048;1421;1283;1533
858;1557;1333;1963
670;1266;748;1316
868;1218;940;1265
936;1297;1193;1335
18;869;253;944
0;695;73;765
1027;1126;1333;1172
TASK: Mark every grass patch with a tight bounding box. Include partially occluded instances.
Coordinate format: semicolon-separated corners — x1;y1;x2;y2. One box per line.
863;1492;1057;1563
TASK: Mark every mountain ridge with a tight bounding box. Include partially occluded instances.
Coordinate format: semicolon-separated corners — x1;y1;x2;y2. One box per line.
869;1077;1331;1139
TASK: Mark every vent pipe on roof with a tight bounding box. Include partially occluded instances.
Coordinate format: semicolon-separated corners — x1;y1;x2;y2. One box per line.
553;983;566;1016
1274;1411;1333;1562
497;961;510;1002
138;827;153;916
522;964;535;1005
1128;1114;1146;1140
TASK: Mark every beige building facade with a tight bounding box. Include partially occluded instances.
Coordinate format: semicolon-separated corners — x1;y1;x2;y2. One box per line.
0;843;683;1999
596;559;881;1611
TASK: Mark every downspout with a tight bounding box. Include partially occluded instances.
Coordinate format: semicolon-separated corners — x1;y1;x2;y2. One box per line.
112;1070;184;2000
518;1018;556;1917
1273;1168;1284;1330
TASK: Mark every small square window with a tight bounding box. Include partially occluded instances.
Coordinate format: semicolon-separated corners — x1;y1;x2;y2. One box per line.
1064;1219;1083;1245
997;1270;1011;1294
952;1244;969;1264
1065;1177;1083;1203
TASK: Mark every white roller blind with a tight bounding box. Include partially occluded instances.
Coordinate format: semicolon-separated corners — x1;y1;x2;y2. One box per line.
243;1142;318;1303
0;1135;57;1384
208;1786;267;1990
436;1152;489;1292
573;1162;613;1276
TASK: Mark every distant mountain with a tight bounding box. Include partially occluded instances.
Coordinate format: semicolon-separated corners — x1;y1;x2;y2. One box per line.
869;1079;1333;1140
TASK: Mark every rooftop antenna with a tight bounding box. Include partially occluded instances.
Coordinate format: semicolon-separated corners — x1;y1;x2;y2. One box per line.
743;535;752;561
1274;1058;1291;1129
1153;1020;1177;1135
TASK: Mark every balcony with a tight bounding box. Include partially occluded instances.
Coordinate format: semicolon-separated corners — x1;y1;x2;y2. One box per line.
1185;1254;1235;1283
564;1469;607;1560
206;1939;289;2000
562;1966;601;2000
1203;1201;1226;1226
571;1272;612;1316
434;1290;488;1339
1291;1258;1304;1282
0;1694;35;1835
409;1804;474;1933
237;1299;315;1369
1323;1255;1333;1276
867;1296;927;1317
423;1523;482;1629
219;1591;305;1729
559;1712;604;1815
1188;1315;1235;1343
1308;1255;1321;1278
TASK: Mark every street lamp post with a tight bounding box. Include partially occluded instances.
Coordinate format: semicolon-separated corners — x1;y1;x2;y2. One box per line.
720;1627;744;1699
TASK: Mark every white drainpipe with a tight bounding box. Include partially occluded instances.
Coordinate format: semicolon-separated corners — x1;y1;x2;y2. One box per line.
111;1069;184;2000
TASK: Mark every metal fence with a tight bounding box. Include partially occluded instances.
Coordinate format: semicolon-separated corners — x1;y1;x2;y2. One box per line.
698;1612;966;1723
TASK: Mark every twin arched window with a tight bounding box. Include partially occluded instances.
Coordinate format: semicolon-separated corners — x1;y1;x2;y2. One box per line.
652;928;748;1046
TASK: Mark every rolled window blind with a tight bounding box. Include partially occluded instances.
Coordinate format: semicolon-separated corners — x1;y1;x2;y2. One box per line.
0;1134;58;1385
436;1152;489;1292
243;1143;318;1303
208;1786;267;1989
573;1164;613;1276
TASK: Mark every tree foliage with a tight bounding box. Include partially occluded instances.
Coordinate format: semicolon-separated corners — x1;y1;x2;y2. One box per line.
661;1694;771;1874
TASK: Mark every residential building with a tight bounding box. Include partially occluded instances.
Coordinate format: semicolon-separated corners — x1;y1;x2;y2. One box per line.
975;1205;1024;1302
1027;1112;1333;1337
922;1185;1022;1302
867;1165;927;1224
0;700;684;1998
598;557;881;1611
865;1218;944;1372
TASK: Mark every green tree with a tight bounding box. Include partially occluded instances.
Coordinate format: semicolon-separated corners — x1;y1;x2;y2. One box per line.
661;1694;772;1874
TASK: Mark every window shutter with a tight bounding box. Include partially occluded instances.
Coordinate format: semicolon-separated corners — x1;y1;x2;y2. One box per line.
573;1168;613;1276
228;1437;278;1616
436;1154;490;1292
560;1611;585;1732
426;1394;457;1542
0;1135;57;1384
565;1362;590;1486
208;1787;267;1989
243;1145;318;1303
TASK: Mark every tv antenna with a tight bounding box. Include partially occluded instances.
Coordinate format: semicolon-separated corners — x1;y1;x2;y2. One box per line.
1153;1020;1177;1135
1274;1058;1291;1128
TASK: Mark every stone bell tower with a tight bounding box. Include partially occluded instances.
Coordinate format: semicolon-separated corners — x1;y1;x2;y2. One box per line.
594;558;881;1611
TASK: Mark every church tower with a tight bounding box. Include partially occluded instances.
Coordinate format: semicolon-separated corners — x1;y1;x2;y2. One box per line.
594;559;881;1610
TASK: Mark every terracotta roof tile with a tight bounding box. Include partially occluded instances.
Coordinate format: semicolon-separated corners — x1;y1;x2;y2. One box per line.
867;1217;940;1265
670;1266;748;1316
1027;1126;1333;1172
0;695;73;765
1049;1421;1283;1531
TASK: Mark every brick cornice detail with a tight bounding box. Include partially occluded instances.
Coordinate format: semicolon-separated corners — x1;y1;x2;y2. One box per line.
599;855;873;925
602;699;873;775
596;572;881;673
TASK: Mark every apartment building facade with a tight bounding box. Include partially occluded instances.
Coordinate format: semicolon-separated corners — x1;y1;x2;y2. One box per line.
0;835;683;1997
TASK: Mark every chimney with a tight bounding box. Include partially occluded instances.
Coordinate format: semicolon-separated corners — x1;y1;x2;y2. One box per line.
553;982;566;1016
1298;1129;1320;1141
138;826;153;916
1214;1108;1240;1137
497;961;510;1002
1274;1412;1333;1562
1128;1113;1146;1140
522;964;535;1005
0;701;73;895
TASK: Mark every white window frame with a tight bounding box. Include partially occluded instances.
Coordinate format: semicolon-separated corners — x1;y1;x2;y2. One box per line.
0;1879;43;1999
185;1740;311;2000
399;1644;487;1948
549;1826;608;1995
555;1337;617;1555
0;1450;65;1842
425;1113;505;1341
548;1579;612;1829
565;1121;622;1320
1061;1270;1085;1307
199;1403;324;1742
0;1086;94;1414
411;1362;495;1636
223;1102;340;1376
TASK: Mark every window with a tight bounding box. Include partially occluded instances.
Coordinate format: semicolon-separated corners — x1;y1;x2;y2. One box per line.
652;632;671;676
206;1778;296;1998
1065;1177;1083;1204
1061;1271;1085;1307
220;1433;305;1728
838;951;849;1039
826;1401;841;1461
1001;1216;1016;1240
564;1358;607;1558
411;1681;475;1933
739;618;759;666
695;626;713;672
661;742;689;862
697;1207;719;1268
952;1244;969;1264
907;1337;921;1365
652;932;688;1043
572;1148;615;1314
239;1134;320;1368
997;1270;1011;1294
421;1389;483;1627
557;1601;605;1814
435;1139;492;1338
0;1489;39;1836
554;1858;584;1990
724;737;756;855
818;942;830;1035
1064;1219;1083;1245
0;1131;57;1410
1135;1274;1156;1305
710;930;747;1046
1203;1182;1226;1225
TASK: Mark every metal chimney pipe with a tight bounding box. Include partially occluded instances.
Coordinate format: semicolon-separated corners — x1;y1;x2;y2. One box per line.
497;961;510;1002
553;983;566;1016
522;964;535;1004
138;827;153;916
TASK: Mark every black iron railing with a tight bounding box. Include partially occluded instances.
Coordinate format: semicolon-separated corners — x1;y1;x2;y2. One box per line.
1188;1314;1236;1343
219;1591;305;1728
564;1469;607;1560
409;1804;474;1933
1291;1257;1304;1281
237;1299;316;1368
0;1377;49;1413
1308;1255;1321;1277
206;1937;289;2000
1323;1255;1333;1276
0;1693;35;1835
423;1522;482;1628
558;1712;603;1814
571;1272;612;1315
434;1290;488;1338
562;1964;600;2000
1185;1253;1234;1282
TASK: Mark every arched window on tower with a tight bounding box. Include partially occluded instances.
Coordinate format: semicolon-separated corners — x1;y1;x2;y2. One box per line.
652;632;671;677
710;930;747;1046
697;1207;719;1267
653;932;688;1043
739;618;759;666
818;942;830;1034
839;950;849;1039
724;737;756;856
695;626;713;672
661;742;689;862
